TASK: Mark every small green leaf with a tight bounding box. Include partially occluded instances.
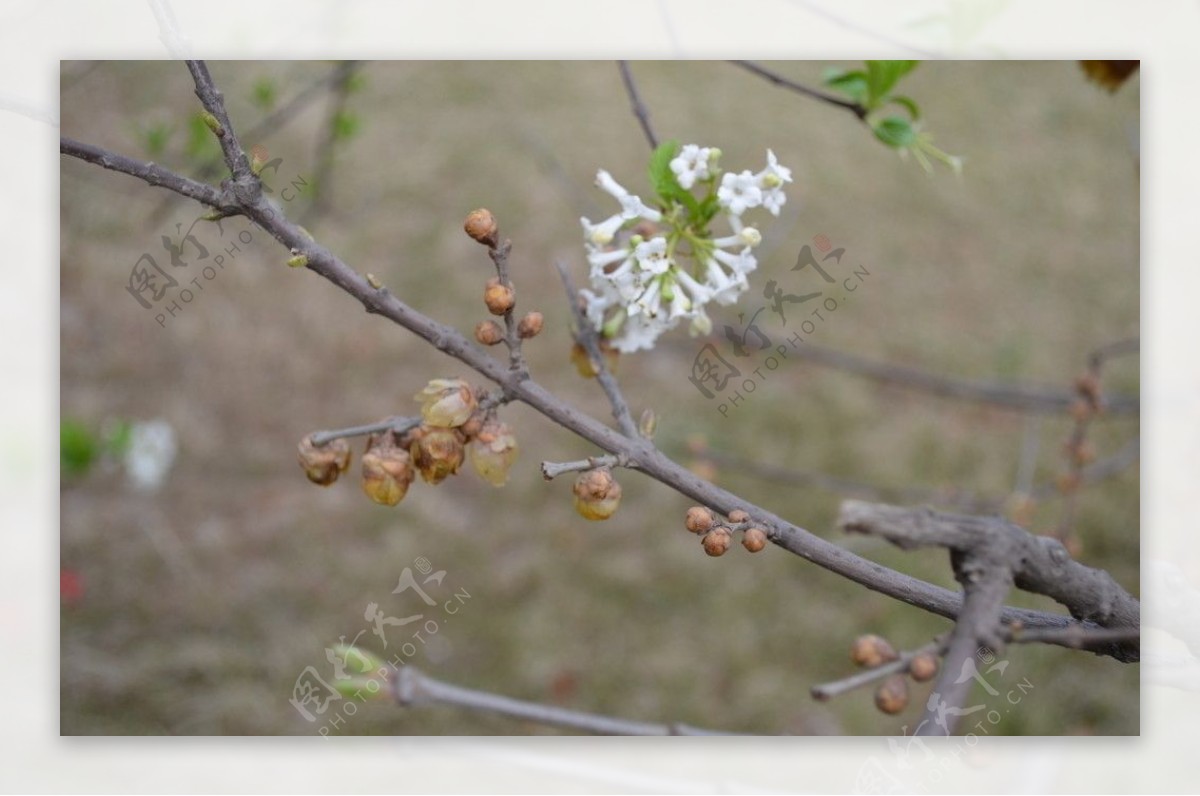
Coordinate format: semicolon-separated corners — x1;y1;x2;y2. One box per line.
823;68;870;104
887;94;921;120
647;139;682;203
865;60;919;103
872;116;917;148
61;420;97;478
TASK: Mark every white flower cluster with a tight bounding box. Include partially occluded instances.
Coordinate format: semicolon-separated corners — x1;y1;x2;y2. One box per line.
580;144;792;352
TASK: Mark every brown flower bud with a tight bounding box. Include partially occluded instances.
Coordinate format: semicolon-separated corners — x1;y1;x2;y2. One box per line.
851;634;899;668
685;506;715;534
410;427;465;484
463;208;499;247
728;509;749;523
414;378;477;428
297;434;351;486
361;435;415;506
874;674;910;715
1056;471;1081;495
468;419;519;487
908;652;939;683
484;277;515;316
701;528;733;557
572;467;622;520
1073;373;1101;407
475;320;504;346
458;409;487;441
742;527;768;553
517;311;544;339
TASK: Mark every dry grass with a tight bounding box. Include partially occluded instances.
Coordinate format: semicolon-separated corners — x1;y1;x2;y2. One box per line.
60;61;1139;735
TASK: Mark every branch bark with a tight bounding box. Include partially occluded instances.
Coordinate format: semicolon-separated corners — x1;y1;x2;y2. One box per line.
59;60;1137;664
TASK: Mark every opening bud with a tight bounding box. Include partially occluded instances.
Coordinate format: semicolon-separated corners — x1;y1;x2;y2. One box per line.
361;434;415;506
572;467;622;521
297;434;351;486
410;427;466;484
468;419;519;487
415;378;478;428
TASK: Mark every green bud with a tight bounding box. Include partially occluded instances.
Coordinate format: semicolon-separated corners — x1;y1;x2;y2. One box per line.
201;111;224;137
287;254;308;268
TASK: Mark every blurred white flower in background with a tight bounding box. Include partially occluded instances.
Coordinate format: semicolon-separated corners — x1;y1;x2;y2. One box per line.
124;419;177;491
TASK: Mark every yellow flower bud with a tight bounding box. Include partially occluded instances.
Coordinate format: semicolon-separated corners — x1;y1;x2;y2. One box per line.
414;378;478;428
297;434;351;486
410;427;465;484
468;419;519;487
572;467;622;520
361;434;415;506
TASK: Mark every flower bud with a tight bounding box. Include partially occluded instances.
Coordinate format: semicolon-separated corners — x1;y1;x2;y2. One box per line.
1068;399;1093;423
458;409;487;441
475;320;505;346
851;634;899;668
701;527;733;557
1068;441;1096;466
742;527;768;553
410;427;465;484
1073;372;1101;407
1056;471;1081;495
572;467;622;520
484;277;515;316
464;208;499;247
517;311;544;339
874;674;909;715
569;340;619;378
468;419;519;487
414;378;477;428
297;434;351;486
728;509;749;524
908;652;939;683
685;506;715;534
361;434;415;506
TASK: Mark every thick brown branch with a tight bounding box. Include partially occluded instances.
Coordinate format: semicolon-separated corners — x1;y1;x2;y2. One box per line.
838;500;1139;663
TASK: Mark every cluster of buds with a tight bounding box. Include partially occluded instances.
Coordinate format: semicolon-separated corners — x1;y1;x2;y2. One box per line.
847;634;942;715
684;506;769;556
464;208;544;348
297;377;521;506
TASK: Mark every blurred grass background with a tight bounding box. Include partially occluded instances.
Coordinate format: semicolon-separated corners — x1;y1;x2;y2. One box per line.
59;60;1139;735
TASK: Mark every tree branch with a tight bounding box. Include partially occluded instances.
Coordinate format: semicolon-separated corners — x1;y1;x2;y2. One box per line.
391;666;735;735
59;62;1137;663
730;60;869;121
60;136;229;209
617;61;659;150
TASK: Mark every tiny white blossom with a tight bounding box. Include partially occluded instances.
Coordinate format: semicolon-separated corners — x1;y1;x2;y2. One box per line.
756;150;792;216
669;144;712;189
713;246;758;277
581;214;626;247
717;170;762;216
595;170;661;222
633;236;671;276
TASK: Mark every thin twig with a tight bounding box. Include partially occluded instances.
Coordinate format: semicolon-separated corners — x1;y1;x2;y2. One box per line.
59;62;1137;660
1006;624;1140;649
811;637;946;701
617;61;659;150
556;263;640;439
489;241;529;376
309;416;421;448
185;60;253;184
730;60;869;121
541;454;635;481
391;666;737;735
60;136;229;209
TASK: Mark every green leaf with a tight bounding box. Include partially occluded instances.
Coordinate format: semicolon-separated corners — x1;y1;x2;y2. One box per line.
887;94;921;120
865;60;919;103
872;116;917;148
184;113;219;160
61;420;97;478
647;139;682;202
822;68;870;104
